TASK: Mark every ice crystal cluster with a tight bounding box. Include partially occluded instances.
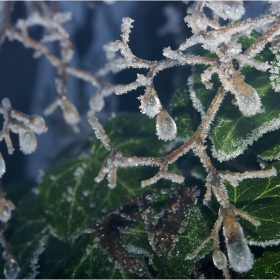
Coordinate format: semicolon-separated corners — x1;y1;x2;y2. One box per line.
1;1;280;279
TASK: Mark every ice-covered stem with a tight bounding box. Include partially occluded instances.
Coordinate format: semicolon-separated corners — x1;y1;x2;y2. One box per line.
5;9;118;127
89;86;226;190
244;18;280;59
88;116;178;188
180;14;279;51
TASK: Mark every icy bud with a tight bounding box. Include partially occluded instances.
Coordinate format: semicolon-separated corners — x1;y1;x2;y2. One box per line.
89;93;105;114
156;109;177;141
1;98;11;111
61;98;80;126
19;129;37;154
0;197;15;223
206;1;245;21
29;115;48;134
223;209;254;273
0;153;5;178
121;17;134;43
4;257;20;279
232;72;261;117
138;86;162;118
212;249;227;270
184;10;207;35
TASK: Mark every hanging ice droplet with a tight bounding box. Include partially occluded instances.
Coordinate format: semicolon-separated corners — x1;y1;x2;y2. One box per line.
138;86;162;118
61;99;80;126
19;129;37;154
212;249;228;270
223;209;254;273
1;98;11;110
232;72;261;117
0;197;15;223
4;258;20;279
0;153;5;178
156;109;177;141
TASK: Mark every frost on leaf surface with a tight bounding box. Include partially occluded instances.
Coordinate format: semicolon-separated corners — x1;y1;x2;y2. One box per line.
62;187;212;279
246;246;280;279
191;38;279;161
227;162;280;246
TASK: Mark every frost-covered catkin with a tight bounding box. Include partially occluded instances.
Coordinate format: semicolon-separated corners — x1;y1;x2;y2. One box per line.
138;86;162;118
19;129;37;154
223;209;254;273
156;109;177;141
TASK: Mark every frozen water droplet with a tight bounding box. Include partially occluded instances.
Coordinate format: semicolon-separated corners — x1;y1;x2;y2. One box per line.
235;89;261;117
19;129;37;154
232;72;261;117
156;110;177;141
223;209;254;273
0;153;5;178
138;86;162;118
4;258;20;279
0;203;12;223
212;249;227;270
61;99;80;125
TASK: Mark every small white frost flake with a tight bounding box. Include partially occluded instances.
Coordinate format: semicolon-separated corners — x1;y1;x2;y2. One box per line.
138;86;162;118
156;109;177;141
0;153;5;178
19;129;37;154
82;190;90;197
73;166;84;181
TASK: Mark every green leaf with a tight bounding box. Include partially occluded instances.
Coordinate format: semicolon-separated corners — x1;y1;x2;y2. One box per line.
170;86;200;139
252;129;280;160
39;236;72;279
246;246;280;279
190;33;280;162
60;235;140;279
38;113;178;244
227;162;280;245
60;188;212;279
7;191;49;279
62;186;212;279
